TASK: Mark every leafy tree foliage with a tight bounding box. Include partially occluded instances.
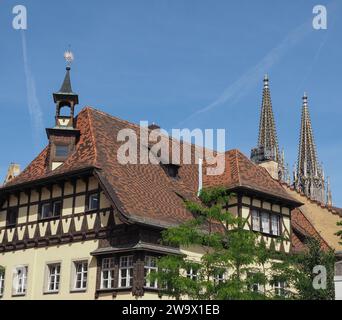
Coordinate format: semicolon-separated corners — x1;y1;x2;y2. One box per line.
272;238;335;300
151;187;274;300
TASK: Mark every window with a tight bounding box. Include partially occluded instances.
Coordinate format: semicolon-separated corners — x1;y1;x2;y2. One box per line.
247;273;263;293
162;164;180;178
40;201;61;220
274;281;287;297
12;266;28;296
251;209;282;236
41;203;51;219
271;215;280;236
88;194;99;211
214;269;225;285
261;212;270;234
101;258;115;289
52;201;62;217
55;145;69;158
186;267;198;281
0;270;5;297
119;256;133;288
46;263;61;293
144;256;157;289
73;261;88;291
251;210;260;231
251;283;263;293
6;208;18;227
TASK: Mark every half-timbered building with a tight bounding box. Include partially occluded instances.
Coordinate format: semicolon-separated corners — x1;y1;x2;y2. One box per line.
0;64;338;300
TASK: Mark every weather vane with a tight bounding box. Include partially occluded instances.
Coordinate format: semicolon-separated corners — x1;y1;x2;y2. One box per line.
64;45;74;68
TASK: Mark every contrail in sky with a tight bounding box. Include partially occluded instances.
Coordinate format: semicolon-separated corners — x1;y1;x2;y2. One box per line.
177;19;313;127
176;0;342;128
21;31;44;150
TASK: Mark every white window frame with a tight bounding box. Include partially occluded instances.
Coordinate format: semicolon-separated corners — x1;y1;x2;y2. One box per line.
41;203;51;219
271;215;280;236
0;270;5;297
274;281;287;297
52;201;62;217
46;263;61;293
251;210;260;231
72;261;88;291
12;266;28;296
119;256;134;288
88;193;99;211
186;267;198;281
261;212;270;234
101;257;115;289
144;256;158;289
214;269;225;285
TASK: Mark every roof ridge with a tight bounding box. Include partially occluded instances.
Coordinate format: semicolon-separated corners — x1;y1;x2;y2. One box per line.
86;107;98;166
84;106;142;130
282;182;342;217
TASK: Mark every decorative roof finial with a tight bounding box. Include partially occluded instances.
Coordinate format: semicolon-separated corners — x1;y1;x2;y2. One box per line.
64;47;74;70
264;74;269;88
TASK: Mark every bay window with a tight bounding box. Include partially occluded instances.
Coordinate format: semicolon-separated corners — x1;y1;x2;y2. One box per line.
119;256;133;288
101;258;115;289
144;256;158;289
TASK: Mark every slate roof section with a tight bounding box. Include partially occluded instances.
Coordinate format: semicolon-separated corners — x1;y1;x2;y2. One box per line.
1;107;299;227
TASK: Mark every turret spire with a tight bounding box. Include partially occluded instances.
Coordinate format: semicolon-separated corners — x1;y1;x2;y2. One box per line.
294;93;326;203
251;75;285;181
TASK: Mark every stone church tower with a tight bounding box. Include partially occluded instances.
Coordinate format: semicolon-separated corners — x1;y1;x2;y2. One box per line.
251;75;287;181
293;93;327;204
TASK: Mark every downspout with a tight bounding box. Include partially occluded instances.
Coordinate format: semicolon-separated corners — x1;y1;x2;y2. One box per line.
197;158;203;197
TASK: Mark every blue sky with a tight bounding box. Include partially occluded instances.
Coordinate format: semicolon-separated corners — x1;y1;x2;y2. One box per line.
0;0;341;205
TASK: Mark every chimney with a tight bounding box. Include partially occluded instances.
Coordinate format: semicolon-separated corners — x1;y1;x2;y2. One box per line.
4;163;21;184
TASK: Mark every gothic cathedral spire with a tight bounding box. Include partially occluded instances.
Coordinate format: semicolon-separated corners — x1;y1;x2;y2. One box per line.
251;75;286;181
294;93;327;204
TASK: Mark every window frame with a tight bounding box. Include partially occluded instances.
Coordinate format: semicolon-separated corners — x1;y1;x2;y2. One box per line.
12;265;28;297
55;144;69;158
45;263;61;294
144;256;158;289
0;269;5;297
118;255;134;288
39;200;62;221
88;193;99;211
6;207;18;228
72;261;88;292
186;267;198;281
213;269;225;285
100;257;115;290
273;280;287;297
250;208;282;236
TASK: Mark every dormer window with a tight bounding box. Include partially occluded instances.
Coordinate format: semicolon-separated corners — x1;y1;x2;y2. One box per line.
55;145;69;158
162;164;180;179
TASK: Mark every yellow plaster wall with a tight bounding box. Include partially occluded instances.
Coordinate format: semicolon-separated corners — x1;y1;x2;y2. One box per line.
0;240;99;300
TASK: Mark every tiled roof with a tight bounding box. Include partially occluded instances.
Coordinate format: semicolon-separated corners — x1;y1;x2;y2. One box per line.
291;208;331;253
283;184;342;251
203;149;298;204
1;107;298;227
